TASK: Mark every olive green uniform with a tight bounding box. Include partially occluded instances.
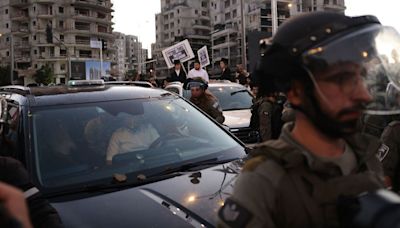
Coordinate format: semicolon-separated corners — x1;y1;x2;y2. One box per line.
218;123;384;228
190;96;225;124
380;121;400;190
256;98;273;142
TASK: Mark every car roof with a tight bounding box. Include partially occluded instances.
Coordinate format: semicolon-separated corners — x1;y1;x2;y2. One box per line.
0;85;173;107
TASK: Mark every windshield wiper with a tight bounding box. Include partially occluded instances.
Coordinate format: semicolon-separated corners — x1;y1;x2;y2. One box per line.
230;89;249;95
143;157;238;180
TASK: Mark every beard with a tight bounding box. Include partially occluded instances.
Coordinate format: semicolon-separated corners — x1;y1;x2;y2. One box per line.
296;94;366;139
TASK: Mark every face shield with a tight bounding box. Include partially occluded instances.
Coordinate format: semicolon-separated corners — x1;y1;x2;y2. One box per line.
302;24;400;115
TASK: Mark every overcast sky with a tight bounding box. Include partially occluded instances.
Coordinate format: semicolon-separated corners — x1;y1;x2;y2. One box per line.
112;0;400;54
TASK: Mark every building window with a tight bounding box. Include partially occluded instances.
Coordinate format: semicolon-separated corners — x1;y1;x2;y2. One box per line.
33;35;36;40
33;6;35;12
6;23;9;28
33;21;36;26
177;19;180;24
324;0;329;3
232;0;237;4
233;9;237;18
215;16;217;21
60;35;64;41
34;49;37;55
178;29;180;34
333;0;337;4
177;9;179;14
225;12;231;20
6;37;9;42
59;7;64;13
195;10;198;14
202;1;207;7
225;0;230;8
34;64;38;69
59;20;64;28
6;51;9;56
5;9;8;14
61;64;66;70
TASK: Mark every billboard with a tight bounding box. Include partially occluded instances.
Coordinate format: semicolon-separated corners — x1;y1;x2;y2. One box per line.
71;62;86;80
162;39;195;68
70;61;111;80
85;61;111;80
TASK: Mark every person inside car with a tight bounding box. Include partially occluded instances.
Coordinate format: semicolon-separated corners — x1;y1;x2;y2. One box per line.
106;114;159;165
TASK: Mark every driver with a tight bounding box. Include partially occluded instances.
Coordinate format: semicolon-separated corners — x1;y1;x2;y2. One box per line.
106;114;159;165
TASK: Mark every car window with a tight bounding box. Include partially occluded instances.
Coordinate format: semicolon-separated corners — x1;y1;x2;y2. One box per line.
208;86;253;111
165;87;180;95
32;97;244;189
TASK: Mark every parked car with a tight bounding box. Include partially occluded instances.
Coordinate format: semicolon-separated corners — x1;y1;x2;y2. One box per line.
165;81;258;143
0;80;246;228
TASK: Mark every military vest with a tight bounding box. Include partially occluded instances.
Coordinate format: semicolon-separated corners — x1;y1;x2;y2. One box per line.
248;135;384;228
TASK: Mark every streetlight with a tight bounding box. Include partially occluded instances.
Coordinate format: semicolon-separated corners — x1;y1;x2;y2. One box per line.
288;3;293;8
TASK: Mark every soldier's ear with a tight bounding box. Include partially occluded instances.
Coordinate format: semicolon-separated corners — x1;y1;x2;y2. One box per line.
287;80;305;106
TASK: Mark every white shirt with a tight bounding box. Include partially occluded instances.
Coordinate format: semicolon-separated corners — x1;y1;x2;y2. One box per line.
187;68;209;82
175;69;180;76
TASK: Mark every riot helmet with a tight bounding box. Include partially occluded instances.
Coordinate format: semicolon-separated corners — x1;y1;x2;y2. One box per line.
257;12;400;137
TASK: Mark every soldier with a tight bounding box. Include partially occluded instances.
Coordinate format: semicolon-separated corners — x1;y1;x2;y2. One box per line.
218;12;399;228
188;78;225;124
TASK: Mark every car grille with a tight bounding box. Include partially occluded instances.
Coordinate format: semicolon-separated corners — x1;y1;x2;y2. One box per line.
230;127;259;144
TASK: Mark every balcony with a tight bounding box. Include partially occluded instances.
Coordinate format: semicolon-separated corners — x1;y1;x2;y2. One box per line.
69;0;114;12
36;0;56;3
14;41;30;49
212;41;238;50
9;0;29;7
10;12;29;21
193;24;211;31
37;10;53;18
11;26;29;35
211;28;238;39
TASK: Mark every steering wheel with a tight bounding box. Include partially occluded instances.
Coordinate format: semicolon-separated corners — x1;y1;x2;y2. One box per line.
149;133;182;149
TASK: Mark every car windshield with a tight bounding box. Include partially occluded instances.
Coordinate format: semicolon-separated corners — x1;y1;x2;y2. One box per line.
31;97;244;189
208;86;253;111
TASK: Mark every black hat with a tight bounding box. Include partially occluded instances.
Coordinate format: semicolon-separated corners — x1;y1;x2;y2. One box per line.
220;58;228;64
173;59;181;65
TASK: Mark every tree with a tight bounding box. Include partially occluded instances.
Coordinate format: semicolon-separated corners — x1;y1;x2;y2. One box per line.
125;69;137;81
33;65;54;85
0;66;13;86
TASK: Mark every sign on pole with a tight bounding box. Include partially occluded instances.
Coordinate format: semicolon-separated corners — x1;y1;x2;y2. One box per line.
197;46;210;68
162;39;195;69
90;40;102;49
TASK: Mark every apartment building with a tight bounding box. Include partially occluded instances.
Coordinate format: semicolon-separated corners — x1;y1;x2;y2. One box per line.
0;0;115;85
154;0;211;78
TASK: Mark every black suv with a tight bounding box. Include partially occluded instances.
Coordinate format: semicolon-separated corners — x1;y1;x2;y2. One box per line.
0;81;245;228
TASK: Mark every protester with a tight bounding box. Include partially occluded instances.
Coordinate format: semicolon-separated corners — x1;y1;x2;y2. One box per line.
187;60;209;82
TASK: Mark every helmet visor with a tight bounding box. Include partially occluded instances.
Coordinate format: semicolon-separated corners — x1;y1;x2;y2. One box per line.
302;24;400;115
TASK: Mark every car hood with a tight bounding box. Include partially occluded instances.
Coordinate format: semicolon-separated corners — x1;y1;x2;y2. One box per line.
51;161;242;228
223;109;251;129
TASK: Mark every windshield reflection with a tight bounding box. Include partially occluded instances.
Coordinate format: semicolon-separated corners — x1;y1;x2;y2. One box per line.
32;97;243;189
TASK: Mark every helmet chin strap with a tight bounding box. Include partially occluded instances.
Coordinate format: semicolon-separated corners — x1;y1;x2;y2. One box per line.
292;68;359;139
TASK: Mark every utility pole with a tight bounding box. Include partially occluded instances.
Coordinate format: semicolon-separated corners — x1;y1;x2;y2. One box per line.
10;34;14;85
272;0;278;35
240;0;247;69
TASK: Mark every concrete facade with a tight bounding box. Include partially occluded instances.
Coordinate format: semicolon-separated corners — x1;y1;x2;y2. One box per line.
0;0;115;85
